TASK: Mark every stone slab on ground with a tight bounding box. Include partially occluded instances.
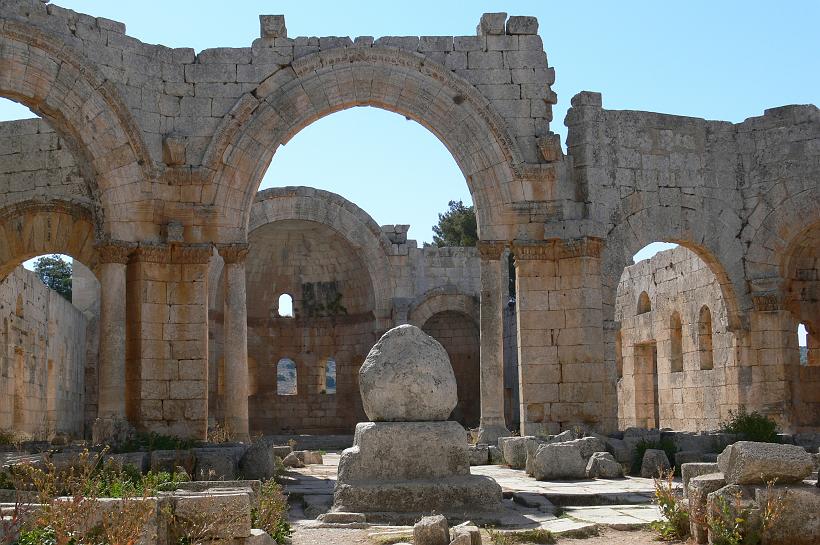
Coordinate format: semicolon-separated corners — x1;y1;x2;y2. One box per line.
564;505;661;529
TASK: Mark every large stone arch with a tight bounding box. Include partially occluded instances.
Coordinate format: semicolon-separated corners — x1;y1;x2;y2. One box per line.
207;47;528;241
408;289;480;329
0;199;99;278
744;186;820;299
0;18;154;237
601;202;746;332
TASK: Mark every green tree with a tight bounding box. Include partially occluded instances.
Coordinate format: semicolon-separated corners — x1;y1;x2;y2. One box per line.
33;254;72;301
432;200;477;247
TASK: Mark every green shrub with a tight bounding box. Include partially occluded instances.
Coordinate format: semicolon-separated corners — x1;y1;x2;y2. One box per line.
251;480;291;544
720;406;779;443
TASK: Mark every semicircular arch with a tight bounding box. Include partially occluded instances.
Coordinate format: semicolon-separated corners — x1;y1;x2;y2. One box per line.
409;289;479;329
207;47;528;241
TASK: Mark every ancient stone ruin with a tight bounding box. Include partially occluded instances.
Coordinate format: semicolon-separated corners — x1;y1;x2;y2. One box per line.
0;2;817;542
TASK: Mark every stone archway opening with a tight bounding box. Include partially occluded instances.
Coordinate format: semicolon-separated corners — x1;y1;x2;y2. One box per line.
614;242;736;431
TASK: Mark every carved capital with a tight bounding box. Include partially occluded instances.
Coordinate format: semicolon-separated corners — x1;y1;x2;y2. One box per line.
477;240;506;261
131;243;171;264
511;240;555;260
217;243;249;264
95;241;135;264
555;237;603;259
171;243;213;264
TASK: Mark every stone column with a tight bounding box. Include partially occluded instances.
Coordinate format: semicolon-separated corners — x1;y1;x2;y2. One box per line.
514;238;607;435
218;244;250;441
93;241;134;443
476;241;511;444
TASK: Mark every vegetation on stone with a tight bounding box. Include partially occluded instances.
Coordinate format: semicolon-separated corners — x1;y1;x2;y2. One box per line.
720;406;779;444
650;469;689;541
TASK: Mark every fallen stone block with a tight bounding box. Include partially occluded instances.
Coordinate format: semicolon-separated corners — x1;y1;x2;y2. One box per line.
172;491;251;540
640;449;670;478
193;447;244;481
451;521;481;545
282;452;304;468
681;462;718;495
688;473;726;544
499;436;536;469
532;441;587;480
239;443;280;480
103;451;148;474
572;436;607;460
150;449;195;476
754;483;820;545
468;444;489;466
488;445;504;465
247;528;276;544
674;450;702;468
586;451;624;479
414;514;449;545
717;441;813;484
318;511;366;524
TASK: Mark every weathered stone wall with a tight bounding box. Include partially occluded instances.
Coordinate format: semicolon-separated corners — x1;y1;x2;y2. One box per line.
0;266;86;438
615;246;736;431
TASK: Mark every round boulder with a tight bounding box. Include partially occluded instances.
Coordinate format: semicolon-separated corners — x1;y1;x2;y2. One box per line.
359;324;457;421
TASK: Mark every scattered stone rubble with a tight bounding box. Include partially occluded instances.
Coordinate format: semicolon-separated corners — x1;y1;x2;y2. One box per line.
682;441;820;545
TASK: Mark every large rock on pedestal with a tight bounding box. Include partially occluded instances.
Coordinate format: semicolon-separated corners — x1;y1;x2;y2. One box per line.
359;325;457;422
717;441;813;484
328;325;502;518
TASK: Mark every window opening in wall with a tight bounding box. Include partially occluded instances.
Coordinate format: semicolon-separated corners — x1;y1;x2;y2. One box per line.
698;305;714;370
278;293;294;318
324;357;336;394
798;323;814;366
276;358;297;395
637;291;651;314
670;311;683;373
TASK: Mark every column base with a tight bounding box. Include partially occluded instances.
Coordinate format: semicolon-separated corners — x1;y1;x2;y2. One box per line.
475;423;511;445
92;416;136;446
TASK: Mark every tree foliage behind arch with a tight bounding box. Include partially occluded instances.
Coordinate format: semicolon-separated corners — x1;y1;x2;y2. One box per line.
33;254;72;301
432;200;477;247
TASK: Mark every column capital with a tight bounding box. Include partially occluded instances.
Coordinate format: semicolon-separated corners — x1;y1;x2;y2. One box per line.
95;240;136;264
171;243;213;264
131;243;171;264
217;243;250;264
477;240;507;260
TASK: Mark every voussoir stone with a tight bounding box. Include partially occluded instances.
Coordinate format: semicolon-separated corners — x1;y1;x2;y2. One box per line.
717;441;813;484
359;325;457;422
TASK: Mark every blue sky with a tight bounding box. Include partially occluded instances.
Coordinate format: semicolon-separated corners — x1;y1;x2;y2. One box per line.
2;1;818;322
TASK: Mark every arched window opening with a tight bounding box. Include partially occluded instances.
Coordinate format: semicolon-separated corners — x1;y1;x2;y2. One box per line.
277;294;294;318
637;291;652;314
798;323;816;366
324;357;336;394
698;306;714;370
276;358;297;395
670;311;683;373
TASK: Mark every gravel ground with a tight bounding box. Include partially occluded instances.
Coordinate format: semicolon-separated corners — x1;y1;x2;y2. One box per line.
288;525;678;544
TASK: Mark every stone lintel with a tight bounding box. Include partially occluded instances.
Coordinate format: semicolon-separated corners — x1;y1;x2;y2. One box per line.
217;242;249;264
751;290;785;312
477;240;507;260
512;237;603;260
96;240;136;264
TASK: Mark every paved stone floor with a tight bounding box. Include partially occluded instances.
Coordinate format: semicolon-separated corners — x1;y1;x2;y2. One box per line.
285;452;664;538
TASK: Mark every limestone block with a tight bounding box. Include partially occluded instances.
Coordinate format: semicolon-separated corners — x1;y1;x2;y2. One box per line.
488;445;504;465
259;15;286;39
359;325;457;422
451;522;481;545
640;449;670;478
688;473;727;544
193;447;245;481
172;491;251;539
104;451;149;474
239;443;280;480
333;475;501;514
413;515;449;545
674;450;702;469
337;421;469;482
282;452;303;468
505;16;538;35
570;436;607;460
247;528;276;545
532;442;587;480
754;484;820;545
681;462;719;495
546;429;578;443
150;449;195;476
449;535;471;545
468;444;489;466
477;13;506;35
717;441;813;484
585;452;624;479
499;436;536;469
525;438;544;475
605;437;633;464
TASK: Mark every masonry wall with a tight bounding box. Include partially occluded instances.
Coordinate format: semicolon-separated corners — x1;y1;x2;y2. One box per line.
615;246;737;431
0;266;86;438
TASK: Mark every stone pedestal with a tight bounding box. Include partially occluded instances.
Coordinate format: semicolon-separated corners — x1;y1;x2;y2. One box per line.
327;325;502;520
